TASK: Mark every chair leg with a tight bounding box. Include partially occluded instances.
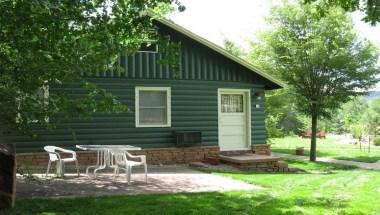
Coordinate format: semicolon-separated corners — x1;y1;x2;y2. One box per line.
46;161;51;177
60;161;65;177
144;164;148;183
125;167;130;184
126;166;133;184
113;166;118;178
75;160;80;177
56;161;62;177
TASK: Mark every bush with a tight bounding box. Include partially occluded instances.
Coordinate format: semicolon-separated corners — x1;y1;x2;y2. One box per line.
373;137;380;146
265;116;285;138
266;126;284;138
351;124;364;139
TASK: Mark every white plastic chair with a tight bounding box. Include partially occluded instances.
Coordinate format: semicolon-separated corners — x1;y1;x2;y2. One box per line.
44;146;79;177
111;150;147;184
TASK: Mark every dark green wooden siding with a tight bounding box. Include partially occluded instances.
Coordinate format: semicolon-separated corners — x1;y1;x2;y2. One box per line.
3;79;266;152
81;22;276;87
1;22;269;153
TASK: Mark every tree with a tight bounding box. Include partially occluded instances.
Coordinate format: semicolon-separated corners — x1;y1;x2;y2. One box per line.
341;97;368;132
362;97;380;137
0;0;184;134
249;26;307;138
305;0;380;25
223;39;246;58
252;1;379;161
0;0;181;208
326;96;368;134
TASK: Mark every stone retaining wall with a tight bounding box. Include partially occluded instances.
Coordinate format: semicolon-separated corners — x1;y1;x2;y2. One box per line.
235;160;291;172
16;144;293;173
252;144;271;155
16;146;220;170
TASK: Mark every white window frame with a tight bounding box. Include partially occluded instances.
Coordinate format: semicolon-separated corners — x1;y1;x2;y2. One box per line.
135;86;171;128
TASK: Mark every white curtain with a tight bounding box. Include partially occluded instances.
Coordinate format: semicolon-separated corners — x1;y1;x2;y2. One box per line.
221;94;243;113
139;91;167;124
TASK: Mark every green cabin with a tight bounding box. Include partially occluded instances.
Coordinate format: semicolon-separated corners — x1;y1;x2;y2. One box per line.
1;16;283;154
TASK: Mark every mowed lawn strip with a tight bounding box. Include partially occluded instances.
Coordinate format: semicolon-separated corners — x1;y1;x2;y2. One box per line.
214;159;380;215
270;136;380;163
3;159;380;215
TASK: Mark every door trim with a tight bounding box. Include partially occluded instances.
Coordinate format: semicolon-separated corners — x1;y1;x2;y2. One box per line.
217;88;251;151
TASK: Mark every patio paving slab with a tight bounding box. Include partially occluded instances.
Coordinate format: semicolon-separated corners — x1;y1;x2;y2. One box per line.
16;165;261;198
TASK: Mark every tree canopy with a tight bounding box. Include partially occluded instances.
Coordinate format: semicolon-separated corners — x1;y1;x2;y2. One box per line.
305;0;380;25
362;97;380;136
223;39;246;58
0;0;178;134
250;1;380;161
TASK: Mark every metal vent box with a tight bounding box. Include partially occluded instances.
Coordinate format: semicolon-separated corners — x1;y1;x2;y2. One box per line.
174;131;201;147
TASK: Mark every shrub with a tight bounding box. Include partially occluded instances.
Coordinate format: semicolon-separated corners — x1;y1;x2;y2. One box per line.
373;137;380;146
265;116;285;138
351;124;364;139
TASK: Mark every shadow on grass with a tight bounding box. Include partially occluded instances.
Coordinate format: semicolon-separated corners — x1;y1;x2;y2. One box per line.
283;158;358;172
272;147;380;163
335;155;380;163
2;190;360;215
196;158;360;180
271;148;336;158
197;158;358;177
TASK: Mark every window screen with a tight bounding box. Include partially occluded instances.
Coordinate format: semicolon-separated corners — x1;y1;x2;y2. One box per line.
136;87;170;127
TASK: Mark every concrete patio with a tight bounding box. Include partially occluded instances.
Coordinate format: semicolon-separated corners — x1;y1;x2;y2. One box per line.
16;165;261;198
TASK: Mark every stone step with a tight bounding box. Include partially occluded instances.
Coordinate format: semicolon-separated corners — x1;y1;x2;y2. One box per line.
218;153;293;172
219;153;280;164
276;161;288;168
219;150;251;156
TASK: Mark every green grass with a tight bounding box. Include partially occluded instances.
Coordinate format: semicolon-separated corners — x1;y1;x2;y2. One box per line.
270;136;380;163
213;159;380;215
3;159;380;215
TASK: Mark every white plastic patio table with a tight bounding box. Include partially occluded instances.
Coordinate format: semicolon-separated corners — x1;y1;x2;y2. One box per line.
76;145;142;177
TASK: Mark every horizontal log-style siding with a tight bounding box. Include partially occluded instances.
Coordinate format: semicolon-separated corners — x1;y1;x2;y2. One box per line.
1;22;269;153
3;79;265;153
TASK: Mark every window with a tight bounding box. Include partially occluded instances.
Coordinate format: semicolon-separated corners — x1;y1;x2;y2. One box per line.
138;41;158;53
221;94;243;113
137;28;158;53
135;87;171;127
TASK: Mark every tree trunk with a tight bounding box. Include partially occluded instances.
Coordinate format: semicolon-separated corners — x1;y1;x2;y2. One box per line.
310;113;318;161
0;144;16;210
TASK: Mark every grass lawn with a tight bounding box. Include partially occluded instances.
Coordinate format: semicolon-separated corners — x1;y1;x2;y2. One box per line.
214;159;380;215
270;136;380;163
3;159;380;215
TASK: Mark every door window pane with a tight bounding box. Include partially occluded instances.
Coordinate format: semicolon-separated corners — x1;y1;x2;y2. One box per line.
221;94;243;113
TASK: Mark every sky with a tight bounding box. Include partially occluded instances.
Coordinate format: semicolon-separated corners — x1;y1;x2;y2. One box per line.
168;0;380;90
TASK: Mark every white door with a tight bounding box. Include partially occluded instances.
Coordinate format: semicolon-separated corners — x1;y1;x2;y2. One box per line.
218;89;251;150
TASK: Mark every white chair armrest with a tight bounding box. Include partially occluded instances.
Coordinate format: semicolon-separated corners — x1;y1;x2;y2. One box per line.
138;155;146;163
47;151;61;160
126;152;146;163
56;148;77;159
